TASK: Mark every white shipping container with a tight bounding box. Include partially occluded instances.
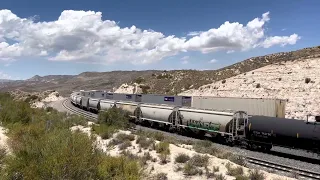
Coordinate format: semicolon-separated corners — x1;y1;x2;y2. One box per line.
191;96;286;118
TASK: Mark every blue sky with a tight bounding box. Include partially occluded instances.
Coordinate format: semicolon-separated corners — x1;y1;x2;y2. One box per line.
0;0;319;80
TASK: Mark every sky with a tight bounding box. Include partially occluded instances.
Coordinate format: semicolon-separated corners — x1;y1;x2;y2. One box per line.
0;0;319;80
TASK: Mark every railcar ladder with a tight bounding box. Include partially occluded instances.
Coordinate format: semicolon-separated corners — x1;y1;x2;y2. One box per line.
229;111;249;139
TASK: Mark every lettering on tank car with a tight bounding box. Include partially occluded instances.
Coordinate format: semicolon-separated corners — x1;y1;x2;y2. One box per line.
186;119;220;131
126;95;132;99
252;131;272;138
164;97;174;102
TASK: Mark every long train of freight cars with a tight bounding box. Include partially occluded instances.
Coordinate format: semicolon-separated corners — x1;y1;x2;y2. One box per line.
76;90;286;118
70;91;320;154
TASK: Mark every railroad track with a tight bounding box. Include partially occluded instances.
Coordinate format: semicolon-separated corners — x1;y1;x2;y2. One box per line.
247;157;320;180
62;99;98;121
62;98;320;180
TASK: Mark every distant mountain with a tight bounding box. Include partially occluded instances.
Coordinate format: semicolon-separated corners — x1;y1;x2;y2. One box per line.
26;75;75;82
0;79;14;83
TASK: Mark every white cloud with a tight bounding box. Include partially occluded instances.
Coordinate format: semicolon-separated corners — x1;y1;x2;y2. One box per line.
261;34;300;48
181;60;189;64
209;59;217;63
187;31;203;36
181;56;189;60
0;71;11;79
227;50;235;54
0;10;300;64
281;28;286;31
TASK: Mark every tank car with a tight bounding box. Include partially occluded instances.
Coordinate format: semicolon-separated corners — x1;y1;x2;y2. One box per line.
99;99;118;111
115;101;140;118
87;90;106;113
247;115;320;152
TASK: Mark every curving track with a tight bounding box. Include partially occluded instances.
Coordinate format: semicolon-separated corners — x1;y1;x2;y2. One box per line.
62;98;320;180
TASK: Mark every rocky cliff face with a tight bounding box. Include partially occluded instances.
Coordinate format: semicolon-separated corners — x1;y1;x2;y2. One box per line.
180;57;320;120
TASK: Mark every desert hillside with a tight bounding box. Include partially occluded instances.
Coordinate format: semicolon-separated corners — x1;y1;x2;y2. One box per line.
1;46;320;97
180;57;320;120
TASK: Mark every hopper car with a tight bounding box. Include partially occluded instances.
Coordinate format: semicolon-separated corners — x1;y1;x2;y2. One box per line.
70;91;320;153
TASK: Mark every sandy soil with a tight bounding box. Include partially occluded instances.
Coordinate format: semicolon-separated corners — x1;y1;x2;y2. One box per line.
32;91;65;108
71;123;295;180
0;126;9;152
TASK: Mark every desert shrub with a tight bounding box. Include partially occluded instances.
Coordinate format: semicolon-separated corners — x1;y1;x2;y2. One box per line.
305;77;311;84
249;169;265;180
0;93;143;180
140;152;152;165
152;172;168;180
120;150;140;161
175;153;190;163
193;140;220;156
226;165;244;176
213;166;219;172
0;148;6;164
136;136;154;149
140;85;151;94
134;77;145;84
24;95;38;103
278;77;282;81
158;153;170;164
97;155;142;180
256;83;261;88
228;154;247;166
216;173;227;180
108;138;122;147
118;141;132;150
222;79;226;84
116;133;135;141
155;142;170;154
153;132;165;141
189;154;209;167
97;108;131;129
183;162;200;176
92;124;117;139
235;175;250;180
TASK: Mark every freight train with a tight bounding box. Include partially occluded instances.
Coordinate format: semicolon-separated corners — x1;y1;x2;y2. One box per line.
70;90;320;153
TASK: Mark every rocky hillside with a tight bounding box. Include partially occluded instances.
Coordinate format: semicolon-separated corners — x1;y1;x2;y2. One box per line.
115;46;320;95
1;45;320;97
180;57;320;120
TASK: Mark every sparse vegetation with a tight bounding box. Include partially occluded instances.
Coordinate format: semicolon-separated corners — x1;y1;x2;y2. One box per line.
152;172;168;180
0;93;143;180
116;133;135;141
134;77;145;84
305;77;311;84
256;83;261;88
136;136;155;149
215;173;227;180
118;140;132;150
155;141;170;154
222;79;226;84
189;154;209;167
249;169;265;180
183;162;202;176
226;163;244;176
175;153;190;163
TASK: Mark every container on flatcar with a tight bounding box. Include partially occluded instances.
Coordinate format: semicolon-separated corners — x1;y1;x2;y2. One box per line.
191;96;286;118
105;93;141;102
140;94;192;107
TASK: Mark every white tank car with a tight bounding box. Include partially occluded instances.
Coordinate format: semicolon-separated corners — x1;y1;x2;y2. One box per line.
116;101;139;116
178;108;236;132
139;104;175;124
100;100;117;111
75;96;82;106
81;96;90;109
88;98;100;111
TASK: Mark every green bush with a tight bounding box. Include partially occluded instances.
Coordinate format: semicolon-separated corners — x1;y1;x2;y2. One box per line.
136;136;154;149
249;169;265;180
0;93;143;180
155;142;170;154
152;172;168;180
183;162;201;176
119;141;132;150
189;154;209;167
116;133;135;141
98;108;131;129
175;153;190;163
